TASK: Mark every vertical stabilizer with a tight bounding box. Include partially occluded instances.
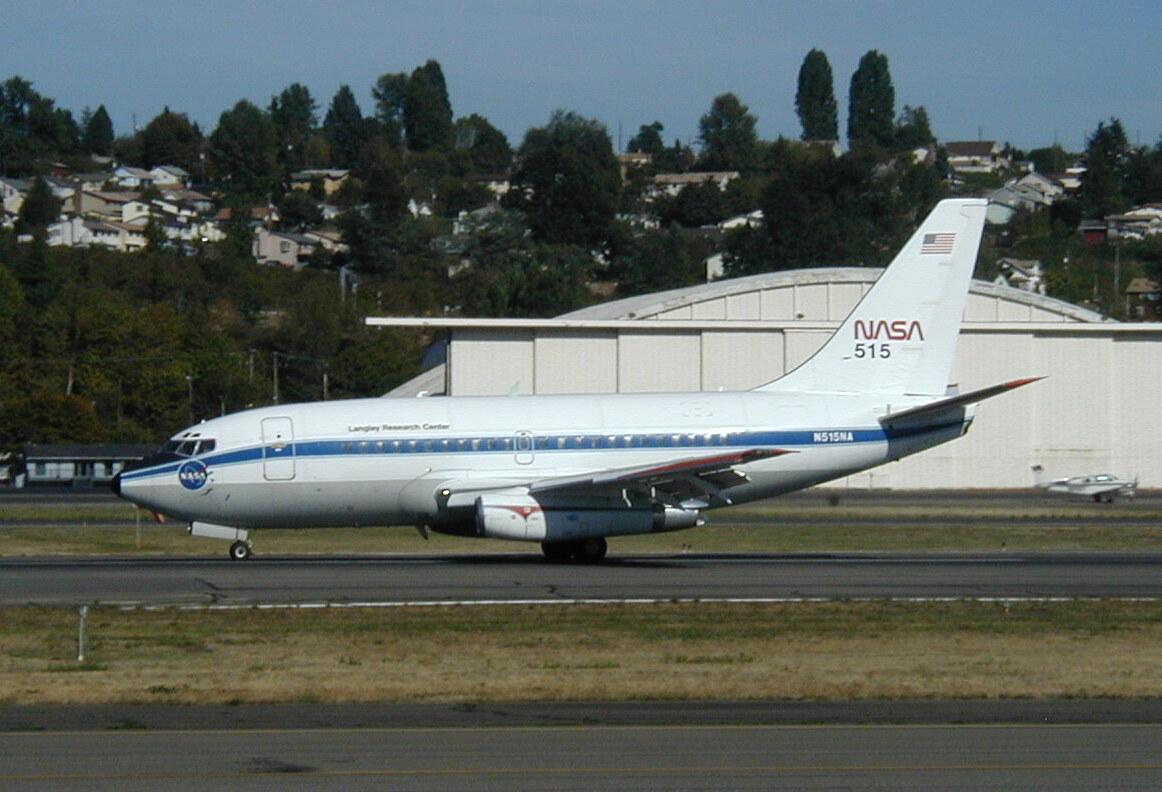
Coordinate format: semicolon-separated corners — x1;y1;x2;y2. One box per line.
756;198;987;397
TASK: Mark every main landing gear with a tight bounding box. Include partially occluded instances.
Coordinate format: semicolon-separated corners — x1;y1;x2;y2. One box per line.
229;540;252;561
541;537;608;563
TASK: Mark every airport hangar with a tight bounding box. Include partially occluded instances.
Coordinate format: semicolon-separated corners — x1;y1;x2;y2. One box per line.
370;268;1162;490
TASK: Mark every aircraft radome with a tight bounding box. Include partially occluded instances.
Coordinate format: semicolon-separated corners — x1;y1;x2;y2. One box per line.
115;199;1039;562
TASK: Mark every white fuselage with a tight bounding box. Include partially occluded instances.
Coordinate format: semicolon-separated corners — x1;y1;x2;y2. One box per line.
117;389;968;535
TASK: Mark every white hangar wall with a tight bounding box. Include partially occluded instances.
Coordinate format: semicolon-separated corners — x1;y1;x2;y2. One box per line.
374;269;1162;489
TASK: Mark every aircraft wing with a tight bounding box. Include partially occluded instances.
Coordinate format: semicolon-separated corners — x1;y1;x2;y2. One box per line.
527;448;793;506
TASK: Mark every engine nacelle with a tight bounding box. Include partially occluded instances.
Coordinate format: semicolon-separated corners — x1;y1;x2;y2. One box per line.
475;493;702;542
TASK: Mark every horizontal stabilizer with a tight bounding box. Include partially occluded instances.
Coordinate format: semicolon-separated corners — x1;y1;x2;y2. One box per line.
880;377;1043;424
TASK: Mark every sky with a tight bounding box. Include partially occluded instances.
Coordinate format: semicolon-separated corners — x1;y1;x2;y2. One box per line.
2;0;1160;154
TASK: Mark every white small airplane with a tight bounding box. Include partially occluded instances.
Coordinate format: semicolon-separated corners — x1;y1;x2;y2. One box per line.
114;198;1038;561
1032;466;1138;503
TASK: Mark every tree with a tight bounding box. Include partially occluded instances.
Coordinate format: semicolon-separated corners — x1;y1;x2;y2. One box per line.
269;83;317;173
627;122;666;158
207;100;279;198
372;72;408;149
82;104;115;155
323;85;365;168
18;177;60;230
140;107;202;172
895;105;934;148
795;49;838;141
698;93;758;172
1079;118;1131;218
404;60;454;151
848;50;895;148
508;110;621;247
454;114;512;172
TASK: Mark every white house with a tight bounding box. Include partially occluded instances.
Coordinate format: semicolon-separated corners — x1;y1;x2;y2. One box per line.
945;141;1009;174
149;165;189;187
0;176;29;215
46;217;92;247
112;166;154;189
649;172;739;199
252;228;319;268
1108;204;1162;240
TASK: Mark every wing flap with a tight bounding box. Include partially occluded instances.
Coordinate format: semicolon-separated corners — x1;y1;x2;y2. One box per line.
527;448;793;498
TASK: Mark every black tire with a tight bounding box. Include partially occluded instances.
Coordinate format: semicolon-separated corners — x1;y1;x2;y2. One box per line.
229;540;251;561
576;537;607;563
541;541;573;562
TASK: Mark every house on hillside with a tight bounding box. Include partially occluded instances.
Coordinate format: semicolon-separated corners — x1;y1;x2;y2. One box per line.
1107;204;1162;241
993;258;1046;294
112;166;154;189
648;171;739;199
289;169;350;196
945;141;1010;174
1125;278;1162;320
149;165;190;187
253;228;319;268
0;176;29;215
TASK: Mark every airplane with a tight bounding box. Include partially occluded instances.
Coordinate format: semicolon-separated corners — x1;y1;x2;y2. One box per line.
1031;466;1138;503
114;198;1039;562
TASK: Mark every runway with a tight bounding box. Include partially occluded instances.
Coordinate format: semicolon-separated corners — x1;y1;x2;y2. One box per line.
2;719;1161;791
2;551;1161;606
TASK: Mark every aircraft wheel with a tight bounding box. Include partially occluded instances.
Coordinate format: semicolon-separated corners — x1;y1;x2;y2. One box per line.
541;542;573;562
229;540;252;561
576;537;608;563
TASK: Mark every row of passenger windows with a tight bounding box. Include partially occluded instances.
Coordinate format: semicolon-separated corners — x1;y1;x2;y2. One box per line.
337;433;738;455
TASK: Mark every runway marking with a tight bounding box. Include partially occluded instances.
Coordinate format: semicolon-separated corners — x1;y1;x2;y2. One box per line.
112;595;1162;612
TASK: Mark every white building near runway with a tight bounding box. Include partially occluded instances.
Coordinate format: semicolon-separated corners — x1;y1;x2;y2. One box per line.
372;269;1162;490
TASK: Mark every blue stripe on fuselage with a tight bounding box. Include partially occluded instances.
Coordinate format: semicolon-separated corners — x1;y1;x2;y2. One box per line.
118;421;964;483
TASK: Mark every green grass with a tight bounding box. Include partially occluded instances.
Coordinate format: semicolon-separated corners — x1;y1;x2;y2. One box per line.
4;495;1162;556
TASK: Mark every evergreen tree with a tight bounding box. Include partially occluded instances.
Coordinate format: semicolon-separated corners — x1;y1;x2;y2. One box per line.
372;72;408;149
698;93;758;172
140;107;202;172
82;104;115;155
269;83;317;173
404;60;454;151
18;177;61;229
795;49;838;141
1080;118;1131;218
847;50;895;148
208;100;279;198
322;85;364;167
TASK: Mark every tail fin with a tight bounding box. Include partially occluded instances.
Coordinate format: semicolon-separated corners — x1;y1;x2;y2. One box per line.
756;198;987;397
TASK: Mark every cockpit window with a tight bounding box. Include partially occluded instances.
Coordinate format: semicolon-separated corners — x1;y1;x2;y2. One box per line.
162;439;215;457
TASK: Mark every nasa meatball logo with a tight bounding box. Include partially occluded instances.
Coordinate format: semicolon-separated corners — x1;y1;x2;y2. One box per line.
178;459;209;490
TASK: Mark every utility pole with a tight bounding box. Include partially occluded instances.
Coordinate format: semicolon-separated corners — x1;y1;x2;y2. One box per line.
185;375;193;425
272;352;280;404
322;365;329;401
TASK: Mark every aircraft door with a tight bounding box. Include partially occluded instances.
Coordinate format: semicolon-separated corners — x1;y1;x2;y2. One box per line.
515;431;534;465
261;417;296;480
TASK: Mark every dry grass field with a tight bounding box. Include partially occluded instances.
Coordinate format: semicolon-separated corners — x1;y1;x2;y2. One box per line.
3;601;1162;705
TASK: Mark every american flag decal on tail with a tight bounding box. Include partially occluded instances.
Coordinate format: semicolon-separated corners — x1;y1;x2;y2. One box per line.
921;232;956;254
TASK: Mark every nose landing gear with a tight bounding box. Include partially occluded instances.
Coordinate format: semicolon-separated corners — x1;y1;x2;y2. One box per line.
229;540;253;561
